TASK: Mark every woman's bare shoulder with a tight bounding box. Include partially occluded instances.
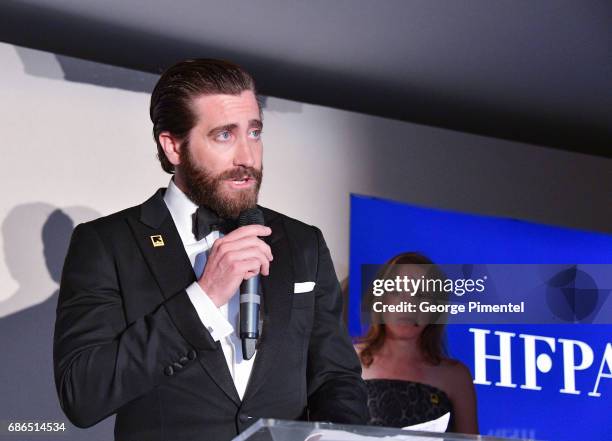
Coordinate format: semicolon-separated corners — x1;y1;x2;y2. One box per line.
437;357;471;375
436;358;475;395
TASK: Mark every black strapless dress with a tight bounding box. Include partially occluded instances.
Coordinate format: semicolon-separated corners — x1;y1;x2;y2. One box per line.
365;379;452;430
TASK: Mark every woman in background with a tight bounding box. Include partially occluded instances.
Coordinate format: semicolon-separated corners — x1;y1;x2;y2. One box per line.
356;252;478;434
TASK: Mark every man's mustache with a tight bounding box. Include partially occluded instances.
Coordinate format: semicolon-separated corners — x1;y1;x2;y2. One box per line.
217;167;262;182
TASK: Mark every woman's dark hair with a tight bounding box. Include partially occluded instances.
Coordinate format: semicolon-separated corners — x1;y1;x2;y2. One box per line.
150;58;257;174
357;252;447;367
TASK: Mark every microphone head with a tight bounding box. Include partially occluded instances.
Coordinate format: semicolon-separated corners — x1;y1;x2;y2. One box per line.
238;207;265;227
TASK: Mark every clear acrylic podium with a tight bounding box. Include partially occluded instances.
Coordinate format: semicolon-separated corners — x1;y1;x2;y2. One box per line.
232;419;524;441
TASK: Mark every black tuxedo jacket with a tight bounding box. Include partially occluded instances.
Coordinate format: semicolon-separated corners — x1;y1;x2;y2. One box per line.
53;189;368;441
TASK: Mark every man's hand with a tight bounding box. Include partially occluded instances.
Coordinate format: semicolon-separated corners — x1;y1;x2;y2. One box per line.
199;225;273;307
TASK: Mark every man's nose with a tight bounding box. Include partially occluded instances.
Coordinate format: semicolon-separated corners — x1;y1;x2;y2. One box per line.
233;136;255;167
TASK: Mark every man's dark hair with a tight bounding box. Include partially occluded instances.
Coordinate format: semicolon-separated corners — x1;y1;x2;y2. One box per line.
150;58;257;174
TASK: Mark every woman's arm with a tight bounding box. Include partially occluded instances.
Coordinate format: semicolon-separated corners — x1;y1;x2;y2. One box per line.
446;360;479;434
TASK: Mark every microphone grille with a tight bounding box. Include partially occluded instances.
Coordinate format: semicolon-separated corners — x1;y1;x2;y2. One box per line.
238;207;265;227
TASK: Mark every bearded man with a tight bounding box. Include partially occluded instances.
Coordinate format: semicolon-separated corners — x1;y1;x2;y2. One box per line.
53;59;368;441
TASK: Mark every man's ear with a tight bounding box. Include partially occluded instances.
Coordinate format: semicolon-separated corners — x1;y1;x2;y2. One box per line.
159;132;182;166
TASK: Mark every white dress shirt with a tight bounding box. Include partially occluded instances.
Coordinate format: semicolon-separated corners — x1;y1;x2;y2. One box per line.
163;179;256;400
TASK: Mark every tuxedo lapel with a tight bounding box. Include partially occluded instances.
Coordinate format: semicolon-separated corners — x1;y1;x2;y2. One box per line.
243;209;293;402
128;189;241;406
130;189;195;304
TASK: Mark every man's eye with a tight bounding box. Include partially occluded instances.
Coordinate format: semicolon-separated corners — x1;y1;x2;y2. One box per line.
216;131;231;141
249;129;262;139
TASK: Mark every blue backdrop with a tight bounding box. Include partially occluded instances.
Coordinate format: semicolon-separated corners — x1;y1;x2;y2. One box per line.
349;194;612;440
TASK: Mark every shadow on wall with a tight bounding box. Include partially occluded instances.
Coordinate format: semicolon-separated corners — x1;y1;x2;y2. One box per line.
14;46;308;116
0;204;114;440
16;46;157;93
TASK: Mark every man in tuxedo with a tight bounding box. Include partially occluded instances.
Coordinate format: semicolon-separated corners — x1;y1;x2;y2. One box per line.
53;59;368;441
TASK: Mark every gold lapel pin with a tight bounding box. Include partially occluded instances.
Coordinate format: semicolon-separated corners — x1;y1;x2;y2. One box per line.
150;235;165;247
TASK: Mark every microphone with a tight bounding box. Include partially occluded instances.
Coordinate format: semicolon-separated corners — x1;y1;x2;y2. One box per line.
238;207;265;360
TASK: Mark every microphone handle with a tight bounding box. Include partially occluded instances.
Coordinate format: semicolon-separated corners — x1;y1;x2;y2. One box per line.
240;277;260;360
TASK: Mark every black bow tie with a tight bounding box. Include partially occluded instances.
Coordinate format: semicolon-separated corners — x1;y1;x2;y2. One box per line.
192;206;236;240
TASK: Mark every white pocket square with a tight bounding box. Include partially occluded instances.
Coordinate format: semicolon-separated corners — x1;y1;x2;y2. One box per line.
294;282;316;293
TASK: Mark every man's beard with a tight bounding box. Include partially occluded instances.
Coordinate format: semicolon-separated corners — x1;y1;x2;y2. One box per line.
179;142;263;219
